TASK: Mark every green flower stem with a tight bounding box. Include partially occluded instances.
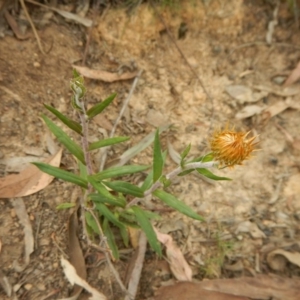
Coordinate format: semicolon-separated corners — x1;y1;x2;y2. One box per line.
127;161;216;208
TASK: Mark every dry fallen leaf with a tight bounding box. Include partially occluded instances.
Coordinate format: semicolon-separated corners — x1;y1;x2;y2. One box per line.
225;85;268;104
67;209;87;300
284;61;300;87
235;105;266;119
267;249;300;271
154;282;248;300
198;275;300;300
253;84;300;97
0;149;62;198
72;65;138;82
60;257;107;300
154;227;192;281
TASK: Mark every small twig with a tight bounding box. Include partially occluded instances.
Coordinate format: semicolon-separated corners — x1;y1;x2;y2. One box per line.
125;232;147;300
99;69;143;171
19;0;46;54
127;161;216;207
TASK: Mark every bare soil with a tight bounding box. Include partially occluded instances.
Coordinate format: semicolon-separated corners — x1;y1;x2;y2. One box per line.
1;1;300;299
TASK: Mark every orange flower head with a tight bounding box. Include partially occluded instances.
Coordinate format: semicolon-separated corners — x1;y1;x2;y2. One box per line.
210;126;258;167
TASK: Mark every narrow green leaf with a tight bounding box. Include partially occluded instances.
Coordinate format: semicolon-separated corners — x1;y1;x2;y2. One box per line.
85;211;100;234
141;151;167;191
87;93;117;120
153;189;204;221
88;176;118;201
89;136;129;151
117;125;170;167
141;169;153;191
78;160;87;180
119;225;129;247
190;153;214;163
89;193;125;208
95;202;125;230
32;162;88;188
42;115;85;164
103;181;144;198
44;104;82;134
197;168;231;181
153;129;164;183
103;218;119;260
56;203;76;210
132;206;162;256
92;165;149;181
119;211;137;224
180;143;191;164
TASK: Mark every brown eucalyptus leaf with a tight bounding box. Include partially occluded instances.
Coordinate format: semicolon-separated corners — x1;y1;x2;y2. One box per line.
0;149;62;198
154;227;192;281
72;65;138;82
155;282;248;300
67;210;87;299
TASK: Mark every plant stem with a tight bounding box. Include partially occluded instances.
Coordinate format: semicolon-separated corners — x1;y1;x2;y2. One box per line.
127;161;216;208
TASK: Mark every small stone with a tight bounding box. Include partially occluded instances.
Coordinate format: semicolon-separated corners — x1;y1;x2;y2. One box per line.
33;61;40;68
24;283;32;291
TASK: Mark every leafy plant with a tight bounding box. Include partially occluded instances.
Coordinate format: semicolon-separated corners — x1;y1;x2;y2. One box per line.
33;70;257;259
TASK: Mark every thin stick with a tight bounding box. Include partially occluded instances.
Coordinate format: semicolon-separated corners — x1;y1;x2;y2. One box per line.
99;69;143;171
125;232;147;300
127;161;216;208
19;0;46;54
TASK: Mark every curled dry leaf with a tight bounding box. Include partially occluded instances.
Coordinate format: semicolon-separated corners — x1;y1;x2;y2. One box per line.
154;227;192;281
72;65;138;82
60;257;107;300
0;149;62;198
267;249;300;271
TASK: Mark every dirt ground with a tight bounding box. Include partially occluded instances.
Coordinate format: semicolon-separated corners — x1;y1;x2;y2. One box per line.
1;0;300;299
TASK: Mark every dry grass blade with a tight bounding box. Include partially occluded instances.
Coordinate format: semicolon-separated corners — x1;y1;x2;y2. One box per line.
13;198;34;271
0;149;62;198
125;232;147;300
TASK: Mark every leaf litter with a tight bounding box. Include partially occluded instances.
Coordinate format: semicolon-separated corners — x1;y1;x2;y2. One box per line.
0;149;62;198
